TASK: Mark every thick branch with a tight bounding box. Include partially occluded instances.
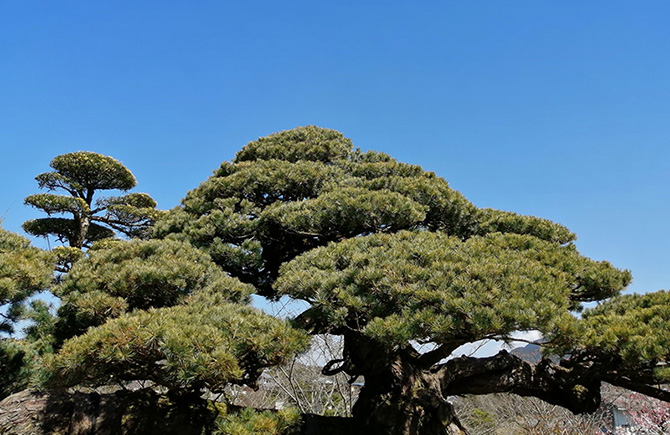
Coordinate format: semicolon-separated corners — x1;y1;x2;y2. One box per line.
417;342;464;368
435;351;602;414
322;359;347;376
604;375;670;402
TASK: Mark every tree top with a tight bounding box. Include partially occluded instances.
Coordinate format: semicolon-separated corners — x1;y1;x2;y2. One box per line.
40;151;137;193
234;125;353;163
156;126;583;299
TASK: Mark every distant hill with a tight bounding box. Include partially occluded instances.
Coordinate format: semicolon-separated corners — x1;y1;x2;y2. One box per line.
510;343;543;364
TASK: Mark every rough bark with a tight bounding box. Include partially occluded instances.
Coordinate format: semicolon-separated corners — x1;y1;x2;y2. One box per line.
328;330;465;435
327;329;609;434
73;214;90;250
351;358;465;435
437;351;602;414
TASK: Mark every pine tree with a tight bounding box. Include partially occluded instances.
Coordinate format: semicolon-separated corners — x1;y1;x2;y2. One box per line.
152;126;670;435
0;225;52;333
23;152;161;267
22;127;670;435
0;225;53;398
42;237;309;399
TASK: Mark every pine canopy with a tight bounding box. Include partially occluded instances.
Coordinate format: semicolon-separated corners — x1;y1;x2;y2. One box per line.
7;127;670;435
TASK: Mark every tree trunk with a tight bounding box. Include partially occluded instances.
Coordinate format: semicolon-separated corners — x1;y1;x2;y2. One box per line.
74;214;90;249
351;357;465;435
336;331;466;435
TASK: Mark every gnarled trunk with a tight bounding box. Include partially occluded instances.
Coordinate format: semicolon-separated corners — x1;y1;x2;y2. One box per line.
328;329;608;435
333;330;465;435
352;357;465;435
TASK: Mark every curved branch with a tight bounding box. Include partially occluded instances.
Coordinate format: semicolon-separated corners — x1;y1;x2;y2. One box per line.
417;342;463;368
435;351;602;414
322;359;347;376
604;375;670;402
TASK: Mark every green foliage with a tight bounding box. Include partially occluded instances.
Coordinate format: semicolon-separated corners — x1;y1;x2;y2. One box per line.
53;239;252;342
0;225;53;332
58;238;251;306
156;127;586;304
207;159;345;208
276;231;629;346
23;218;115;249
44;298;309;393
0;226;53;398
13;127;666;429
578;291;670;370
54;290;128;344
155;127;483;294
98;193;164;239
46;151;136;192
260;187;427;239
214;407;301;435
22;299;58;355
337;170;478;234
476;208;576;244
51;246;84;273
0;339;36;400
24;193;89;215
34;200;309;411
101;192;158;209
24;151;159;250
0;301;60;397
154;128;648;412
234;125;353;163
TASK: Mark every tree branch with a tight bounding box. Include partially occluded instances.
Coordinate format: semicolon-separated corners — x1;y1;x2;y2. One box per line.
435;351;602;414
417;342;463;367
604;375;670;402
323;358;347;376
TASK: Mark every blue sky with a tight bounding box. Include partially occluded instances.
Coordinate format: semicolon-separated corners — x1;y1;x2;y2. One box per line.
1;1;669;297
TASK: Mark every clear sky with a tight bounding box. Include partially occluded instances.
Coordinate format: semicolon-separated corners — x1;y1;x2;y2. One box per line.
2;1;669;298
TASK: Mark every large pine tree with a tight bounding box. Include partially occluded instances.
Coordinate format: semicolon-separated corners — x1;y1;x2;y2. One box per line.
14;127;669;434
153;126;668;434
